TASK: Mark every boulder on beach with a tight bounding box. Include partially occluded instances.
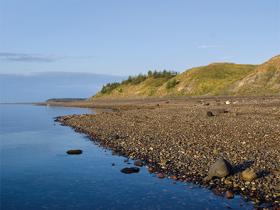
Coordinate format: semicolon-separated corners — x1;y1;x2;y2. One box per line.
66;149;83;155
121;167;140;174
241;168;257;181
204;158;232;181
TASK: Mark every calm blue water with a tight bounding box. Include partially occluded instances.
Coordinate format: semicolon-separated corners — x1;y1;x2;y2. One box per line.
0;104;253;210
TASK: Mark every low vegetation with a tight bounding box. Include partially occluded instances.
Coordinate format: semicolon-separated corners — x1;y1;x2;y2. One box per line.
99;70;178;95
94;55;280;98
166;79;179;89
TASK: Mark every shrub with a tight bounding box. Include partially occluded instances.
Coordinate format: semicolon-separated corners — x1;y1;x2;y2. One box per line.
100;82;120;94
166;79;179;89
100;70;179;94
121;70;178;85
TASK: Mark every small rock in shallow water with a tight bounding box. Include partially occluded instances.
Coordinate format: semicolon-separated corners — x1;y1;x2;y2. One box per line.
121;167;140;174
170;175;177;180
134;160;144;167
124;159;129;163
157;173;165;179
241;168;257;182
204;158;232;181
66;149;82;155
225;190;234;199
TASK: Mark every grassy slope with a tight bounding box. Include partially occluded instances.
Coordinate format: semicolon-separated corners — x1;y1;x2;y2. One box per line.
94;76;172;99
93;55;280;99
156;63;256;96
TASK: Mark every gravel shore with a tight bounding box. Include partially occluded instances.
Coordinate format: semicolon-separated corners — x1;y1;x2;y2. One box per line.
56;96;280;207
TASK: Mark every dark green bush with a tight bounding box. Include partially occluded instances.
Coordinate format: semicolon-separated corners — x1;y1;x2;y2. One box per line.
100;82;120;94
166;79;179;89
100;70;179;94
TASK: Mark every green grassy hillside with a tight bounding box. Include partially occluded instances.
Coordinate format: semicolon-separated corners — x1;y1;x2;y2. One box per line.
92;55;280;99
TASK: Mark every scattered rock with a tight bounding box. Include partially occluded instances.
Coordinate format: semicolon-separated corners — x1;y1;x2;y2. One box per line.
225;100;231;105
66;149;83;155
121;167;140;174
224;179;232;186
148;167;155;173
207;109;229;117
204;158;232;181
225;190;234;199
124;159;129;163
134;160;144;167
170;175;177;180
207;111;216;117
157;173;165;179
241;168;257;182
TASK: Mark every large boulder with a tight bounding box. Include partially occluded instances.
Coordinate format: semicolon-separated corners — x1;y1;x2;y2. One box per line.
241;168;257;181
204;158;232;181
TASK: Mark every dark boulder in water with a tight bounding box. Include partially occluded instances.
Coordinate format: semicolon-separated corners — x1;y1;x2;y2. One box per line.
121;167;140;174
66;149;83;155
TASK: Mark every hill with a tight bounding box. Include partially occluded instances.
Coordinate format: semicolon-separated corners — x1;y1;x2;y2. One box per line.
92;55;280;99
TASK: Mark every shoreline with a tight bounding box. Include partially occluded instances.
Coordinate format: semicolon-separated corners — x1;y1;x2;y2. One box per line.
36;95;280;110
54;96;279;208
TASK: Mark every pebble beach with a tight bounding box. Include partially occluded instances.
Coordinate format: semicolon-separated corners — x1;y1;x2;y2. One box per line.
55;96;280;208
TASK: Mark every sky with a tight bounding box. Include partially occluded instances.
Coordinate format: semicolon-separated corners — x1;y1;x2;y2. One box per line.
0;0;279;76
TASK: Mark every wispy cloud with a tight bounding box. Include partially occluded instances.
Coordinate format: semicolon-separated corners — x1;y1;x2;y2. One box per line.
197;44;219;49
0;52;94;62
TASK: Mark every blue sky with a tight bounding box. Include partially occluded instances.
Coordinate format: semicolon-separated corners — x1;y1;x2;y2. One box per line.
0;0;279;76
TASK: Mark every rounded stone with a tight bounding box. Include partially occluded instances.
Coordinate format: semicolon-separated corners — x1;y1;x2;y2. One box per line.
241;169;257;182
225;190;234;199
66;149;83;155
204;158;232;181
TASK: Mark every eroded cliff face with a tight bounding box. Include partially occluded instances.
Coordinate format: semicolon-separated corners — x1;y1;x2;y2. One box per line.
233;55;280;95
